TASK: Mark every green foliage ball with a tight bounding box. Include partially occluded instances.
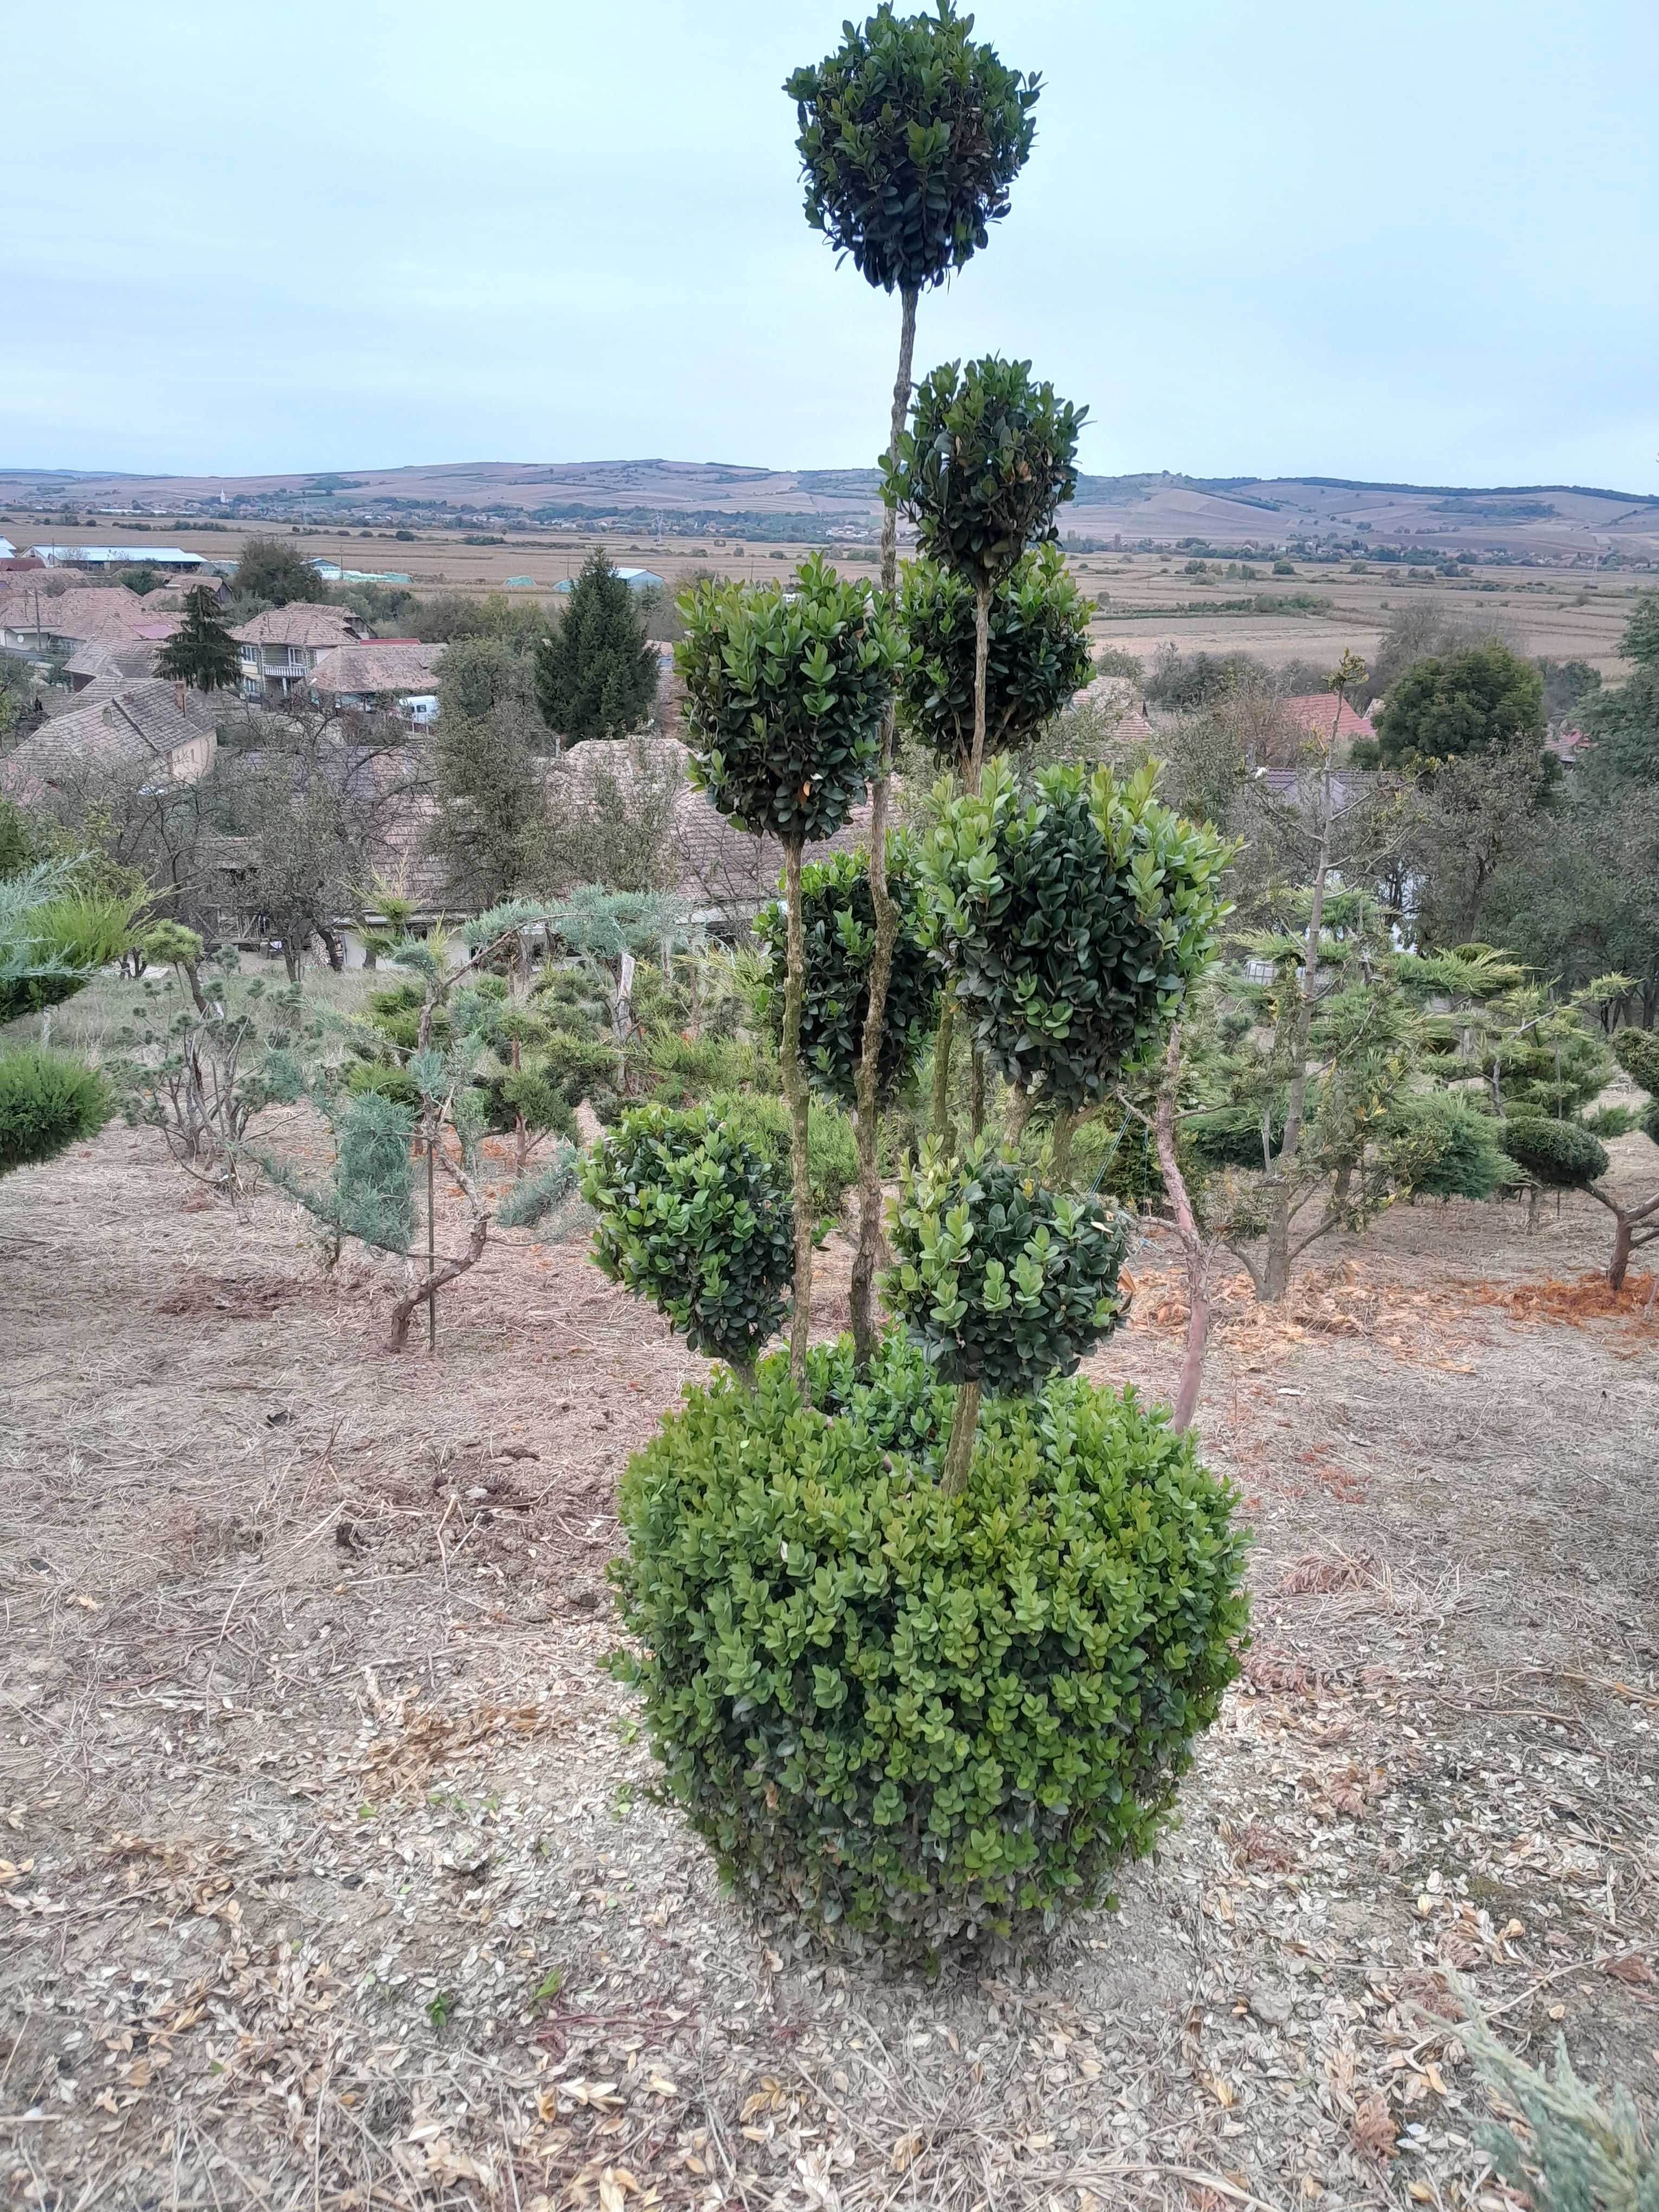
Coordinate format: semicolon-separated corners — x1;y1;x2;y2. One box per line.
884;357;1085;594
886;1137;1128;1396
1611;1028;1659;1105
706;1089;859;1219
754;840;939;1109
1372;640;1546;768
897;543;1093;776
0;1047;112;1175
582;1105;794;1372
1500;1115;1609;1190
786;7;1039;298
609;1338;1250;1957
674;554;899;846
921;758;1231;1115
1387;1094;1513;1201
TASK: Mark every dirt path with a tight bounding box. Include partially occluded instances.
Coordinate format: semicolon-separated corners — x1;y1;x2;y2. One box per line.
2;1128;1657;2211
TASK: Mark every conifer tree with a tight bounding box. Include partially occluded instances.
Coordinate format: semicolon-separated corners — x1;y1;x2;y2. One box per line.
156;587;240;693
533;552;658;749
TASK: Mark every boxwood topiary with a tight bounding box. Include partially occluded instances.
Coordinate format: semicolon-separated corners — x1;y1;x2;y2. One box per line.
1500;1114;1609;1191
581;1105;794;1380
754;840;940;1109
608;1337;1250;1960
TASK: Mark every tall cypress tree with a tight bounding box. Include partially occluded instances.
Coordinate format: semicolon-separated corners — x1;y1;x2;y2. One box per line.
156;587;241;692
533;551;658;749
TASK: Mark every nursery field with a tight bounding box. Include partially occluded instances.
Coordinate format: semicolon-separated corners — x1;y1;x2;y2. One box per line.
3;1123;1657;2212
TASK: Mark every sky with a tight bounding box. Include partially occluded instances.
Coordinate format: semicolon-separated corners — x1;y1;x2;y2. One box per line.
2;1;1655;492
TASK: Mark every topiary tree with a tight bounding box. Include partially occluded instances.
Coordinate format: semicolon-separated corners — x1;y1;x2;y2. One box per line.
919;756;1231;1143
581;1104;794;1390
753;838;938;1110
884;354;1085;783
676;554;900;1376
533;551;659;749
155;588;240;693
897;542;1093;780
886;1135;1128;1488
788;5;1041;1362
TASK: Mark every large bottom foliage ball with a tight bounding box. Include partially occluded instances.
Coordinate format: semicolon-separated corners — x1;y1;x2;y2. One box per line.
0;1046;111;1175
610;1335;1249;1958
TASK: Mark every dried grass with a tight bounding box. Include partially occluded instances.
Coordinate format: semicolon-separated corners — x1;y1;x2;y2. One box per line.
4;1130;1659;2210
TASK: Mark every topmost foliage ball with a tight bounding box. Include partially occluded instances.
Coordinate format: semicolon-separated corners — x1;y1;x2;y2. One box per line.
674;554;901;847
921;758;1232;1114
786;3;1040;297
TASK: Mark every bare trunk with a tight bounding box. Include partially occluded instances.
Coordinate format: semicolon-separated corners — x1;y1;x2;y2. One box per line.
1609;1216;1633;1293
389;1137;490;1352
940;1380;982;1497
968;582;992;782
1004;1085;1034;1147
1153;1027;1210;1434
930;992;956;1153
850;285;919;1371
782;838;814;1383
969;1047;986;1139
1051;1108;1077;1185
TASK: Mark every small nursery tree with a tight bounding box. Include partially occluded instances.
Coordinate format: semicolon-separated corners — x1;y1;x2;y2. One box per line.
788;4;1040;1359
1505;1028;1659;1289
676;554;899;1377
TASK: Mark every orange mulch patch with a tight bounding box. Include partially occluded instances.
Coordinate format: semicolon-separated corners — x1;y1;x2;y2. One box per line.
1469;1269;1657;1332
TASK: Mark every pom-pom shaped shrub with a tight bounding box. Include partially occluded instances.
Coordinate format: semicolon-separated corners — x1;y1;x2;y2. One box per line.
786;7;1039;299
888;1137;1128;1393
897;544;1094;777
884;356;1084;594
1386;1094;1513;1201
674;553;899;846
886;1137;1129;1490
755;840;939;1108
609;1341;1249;1959
920;757;1232;1117
1500;1115;1609;1191
581;1105;794;1380
1612;1028;1659;1143
0;1046;112;1175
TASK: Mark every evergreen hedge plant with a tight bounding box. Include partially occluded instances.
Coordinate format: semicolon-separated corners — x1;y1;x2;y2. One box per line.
609;1339;1248;1959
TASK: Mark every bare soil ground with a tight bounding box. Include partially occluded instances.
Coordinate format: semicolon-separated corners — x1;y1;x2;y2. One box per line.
3;1127;1657;2212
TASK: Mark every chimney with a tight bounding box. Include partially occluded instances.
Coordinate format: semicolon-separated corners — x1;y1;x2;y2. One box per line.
175;680;185;713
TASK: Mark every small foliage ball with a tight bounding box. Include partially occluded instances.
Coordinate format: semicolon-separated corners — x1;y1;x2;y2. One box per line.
609;1336;1250;1958
886;1138;1129;1395
1500;1115;1609;1190
581;1105;794;1372
755;840;940;1109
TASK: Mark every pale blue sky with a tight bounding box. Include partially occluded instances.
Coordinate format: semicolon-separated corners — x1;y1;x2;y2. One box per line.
2;2;1654;490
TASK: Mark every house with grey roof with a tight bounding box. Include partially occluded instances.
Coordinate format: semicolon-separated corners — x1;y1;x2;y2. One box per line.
0;680;217;806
